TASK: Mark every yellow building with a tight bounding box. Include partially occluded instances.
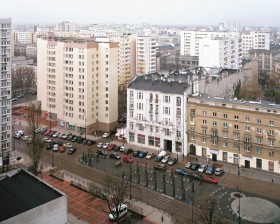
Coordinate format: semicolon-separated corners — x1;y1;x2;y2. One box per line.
187;95;280;173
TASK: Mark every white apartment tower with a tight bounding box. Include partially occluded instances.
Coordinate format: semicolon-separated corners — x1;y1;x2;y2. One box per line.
0;19;12;163
180;31;240;56
37;38;119;133
136;36;157;75
199;37;242;69
241;31;270;58
13;31;34;44
55;21;76;32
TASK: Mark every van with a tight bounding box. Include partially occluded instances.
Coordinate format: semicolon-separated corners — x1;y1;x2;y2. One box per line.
155;150;167;162
108;204;128;221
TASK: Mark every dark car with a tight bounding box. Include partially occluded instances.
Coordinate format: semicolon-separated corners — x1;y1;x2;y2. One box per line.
96;150;108;157
40;128;48;134
133;150;141;157
71;135;78;142
67;135;73;140
67;147;77;154
76;136;83;143
82;139;88;144
190;163;200;171
46;143;52;150
205;166;215;175
191;173;203;181
109;153;121;160
113;145;121;151
154;164;167;171
53;141;63;146
138;151;147;158
86;140;96;145
175;168;190;176
124;148;134;155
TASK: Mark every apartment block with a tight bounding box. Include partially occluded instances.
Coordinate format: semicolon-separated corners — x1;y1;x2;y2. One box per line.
199;37;242;69
241;31;270;58
136;36;157;75
55;21;75;32
180;30;240;56
13;31;34;44
0;18;12;162
37;38;119;133
126;73;190;155
187;95;280;173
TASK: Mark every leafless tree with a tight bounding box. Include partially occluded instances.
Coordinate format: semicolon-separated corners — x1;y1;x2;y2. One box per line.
26;102;44;175
239;80;263;100
12;67;36;96
88;174;129;223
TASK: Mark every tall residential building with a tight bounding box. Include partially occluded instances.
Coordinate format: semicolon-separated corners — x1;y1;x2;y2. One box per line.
180;30;240;56
199;37;242;69
241;31;270;58
55;21;75;32
136;36;157;75
0;18;12;165
37;38;119;133
187;94;280;173
13;31;34;44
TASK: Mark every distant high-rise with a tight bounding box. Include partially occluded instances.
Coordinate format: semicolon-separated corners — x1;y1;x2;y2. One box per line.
0;18;12;166
55;21;75;32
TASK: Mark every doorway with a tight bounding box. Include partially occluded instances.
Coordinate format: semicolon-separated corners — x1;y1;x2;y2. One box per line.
245;160;250;168
212;153;217;162
190;144;196;155
164;139;172;152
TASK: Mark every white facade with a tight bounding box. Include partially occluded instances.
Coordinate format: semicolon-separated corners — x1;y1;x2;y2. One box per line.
136;36;157;75
55;21;75;32
13;31;34;44
199;38;242;69
37;38;119;133
241;31;270;58
0;18;12;160
126;75;190;156
180;30;240;56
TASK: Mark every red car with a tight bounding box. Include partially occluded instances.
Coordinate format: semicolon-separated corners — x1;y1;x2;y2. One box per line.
203;176;219;184
122;156;133;163
44;129;51;135
59;146;66;153
107;144;116;151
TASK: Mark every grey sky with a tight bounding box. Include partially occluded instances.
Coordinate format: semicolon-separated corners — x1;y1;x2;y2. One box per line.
1;0;279;26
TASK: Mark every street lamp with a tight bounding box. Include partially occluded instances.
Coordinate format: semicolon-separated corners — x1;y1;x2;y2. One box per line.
49;106;54;167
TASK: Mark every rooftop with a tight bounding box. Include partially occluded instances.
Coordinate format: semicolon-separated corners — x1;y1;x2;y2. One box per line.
0;169;64;222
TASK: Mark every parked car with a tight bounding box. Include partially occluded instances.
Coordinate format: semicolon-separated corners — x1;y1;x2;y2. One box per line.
107;144;116;151
63;142;72;148
198;164;208;173
61;134;67;139
190;163;200;171
109;153;121;160
175;168;190;176
113;145;121;151
82;138;88;144
154;164;167;171
120;146;126;152
185;162;192;169
21;136;29;141
103;143;110;149
155;151;167;162
102;132;111;138
76;136;83;143
124;148;134;155
67;147;77;154
44;129;51;135
59;146;66;153
146;152;155;159
96;150;108;157
71;135;78;142
109;204;128;221
133;150;141;157
122;156;133;163
205;166;215;175
167;157;178;166
58;133;64;138
48;131;55;137
17;94;24;98
52;132;60;138
46;144;52;150
161;155;171;164
86;140;95;145
11;97;18;101
40;129;48;134
43;137;52;143
203;176;219;184
53;144;59;151
214;168;224;176
67;134;73;140
97;142;103;148
138;151;148;158
191;173;203;181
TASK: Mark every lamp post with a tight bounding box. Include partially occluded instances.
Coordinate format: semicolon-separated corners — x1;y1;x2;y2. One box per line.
129;163;132;200
49;106;54;167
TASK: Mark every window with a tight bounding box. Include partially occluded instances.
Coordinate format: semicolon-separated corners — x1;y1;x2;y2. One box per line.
202;137;206;143
244;146;251;152
269;120;274;126
129;122;133;129
212;121;217;126
269;151;274;157
164;95;170;103
139;124;144;131
190;126;195;131
176;131;181;137
165;129;171;136
223;114;228;119
268;130;274;136
233;134;239;140
129;91;134;98
202;120;207;125
256;128;262;134
256;119;262;124
163;107;170;115
223;122;228;128
223;131;228;138
129;110;134;118
176;97;181;106
245;117;250;122
233;143;239;150
256;148;262;154
269;139;275;147
190;109;195;116
234;124;239;130
202;128;207;134
234;115;239;120
213;112;217;117
223;142;228;148
256;137;262;144
245;126;250;132
244;137;251;143
202;110;207;116
137;92;143;99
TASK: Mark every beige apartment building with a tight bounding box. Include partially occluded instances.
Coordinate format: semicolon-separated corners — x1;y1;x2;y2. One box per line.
187;95;280;173
37;38;119;133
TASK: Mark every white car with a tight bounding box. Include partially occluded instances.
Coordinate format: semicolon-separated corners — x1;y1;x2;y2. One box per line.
120;146;126;152
52;132;60;138
97;142;103;148
198;164;208;173
185;162;192;169
102;132;110;138
161;155;171;164
53;144;59;151
43;137;51;143
21;136;29;141
63;142;72;148
103;143;110;149
146;152;155;159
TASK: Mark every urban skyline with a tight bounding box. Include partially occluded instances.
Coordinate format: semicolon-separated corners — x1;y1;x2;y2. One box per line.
1;0;280;26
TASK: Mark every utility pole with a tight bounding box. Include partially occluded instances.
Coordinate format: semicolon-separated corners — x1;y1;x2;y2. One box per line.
129;163;132;200
50;106;54;167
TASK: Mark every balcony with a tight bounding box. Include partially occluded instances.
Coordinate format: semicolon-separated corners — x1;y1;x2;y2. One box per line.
155;111;159;114
211;135;218;141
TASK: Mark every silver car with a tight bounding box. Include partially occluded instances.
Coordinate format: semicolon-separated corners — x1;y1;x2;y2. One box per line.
161;155;171;164
198;164;208;173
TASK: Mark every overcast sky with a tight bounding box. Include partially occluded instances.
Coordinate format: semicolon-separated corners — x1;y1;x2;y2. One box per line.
1;0;279;26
